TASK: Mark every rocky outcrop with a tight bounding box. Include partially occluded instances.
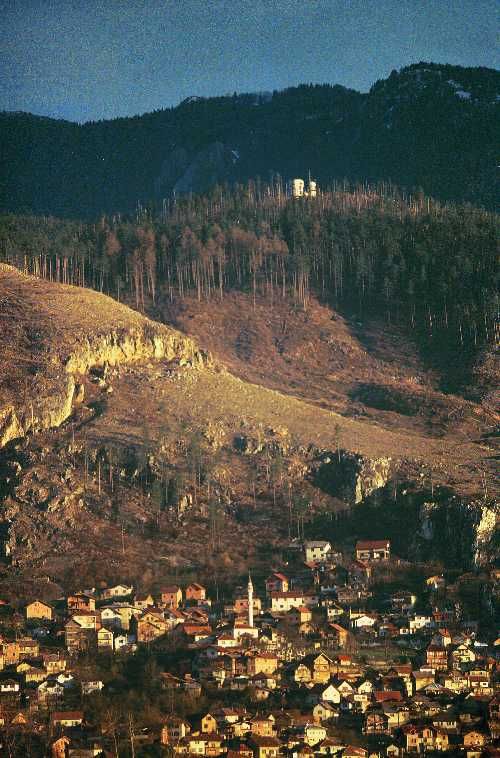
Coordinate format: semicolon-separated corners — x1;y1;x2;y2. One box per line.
473;502;498;564
312;450;392;504
415;495;498;567
155;142;238;197
354;456;392;504
0;407;24;448
64;326;206;375
233;424;292;457
0;322;209;449
0;374;75;448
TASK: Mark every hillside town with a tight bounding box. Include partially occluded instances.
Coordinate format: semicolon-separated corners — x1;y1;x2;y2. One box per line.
1;538;499;757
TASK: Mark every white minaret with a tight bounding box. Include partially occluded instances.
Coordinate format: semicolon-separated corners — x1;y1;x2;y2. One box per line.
247;573;254;628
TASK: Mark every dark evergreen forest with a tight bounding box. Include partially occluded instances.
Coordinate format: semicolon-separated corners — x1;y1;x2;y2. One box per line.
1;63;499;216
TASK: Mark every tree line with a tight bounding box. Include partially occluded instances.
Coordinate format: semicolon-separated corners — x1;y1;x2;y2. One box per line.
0;180;497;388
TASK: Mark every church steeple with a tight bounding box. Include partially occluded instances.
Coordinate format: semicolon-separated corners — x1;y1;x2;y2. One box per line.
247;572;254;628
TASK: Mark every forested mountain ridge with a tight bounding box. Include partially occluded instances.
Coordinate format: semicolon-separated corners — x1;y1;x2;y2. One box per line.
1;62;499;217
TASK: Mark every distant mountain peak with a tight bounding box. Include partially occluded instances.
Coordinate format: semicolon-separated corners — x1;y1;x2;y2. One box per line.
0;62;498;216
180;95;205;105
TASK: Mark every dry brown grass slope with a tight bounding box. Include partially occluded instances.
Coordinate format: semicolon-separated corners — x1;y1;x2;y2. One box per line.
156;291;498;497
159;291;498;434
0;266;497;593
0;265;496;497
89;360;496;499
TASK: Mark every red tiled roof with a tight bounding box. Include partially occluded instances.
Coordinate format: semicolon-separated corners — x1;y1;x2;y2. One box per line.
394;665;413;675
374;691;403;702
356;540;390;550
343;747;368;756
184;625;211;635
271;572;288;582
248;652;278;660
250;736;281;747
51;711;84;722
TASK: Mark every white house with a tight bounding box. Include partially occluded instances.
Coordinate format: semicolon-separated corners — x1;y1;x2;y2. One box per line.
0;680;19;693
97;627;114;651
313;701;339;724
100;607;123;629
100;584;133;600
107;603;141;630
232;623;259;640
81;680;104;696
217;634;240;648
114;633;132;651
71;612;98;630
56;672;75;689
300;723;328;747
357;680;375;695
270;592;306;613
305;541;332;563
409;615;434;633
337;680;354;696
351;614;377;629
320;683;341;703
325;602;344;621
37;679;64;702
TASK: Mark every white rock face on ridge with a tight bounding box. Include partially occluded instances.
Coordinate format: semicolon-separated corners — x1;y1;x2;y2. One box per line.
0;322;209;449
354;457;392;504
418;497;498;567
473;503;498;564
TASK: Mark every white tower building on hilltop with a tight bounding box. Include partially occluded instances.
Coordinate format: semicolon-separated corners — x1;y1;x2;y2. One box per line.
247;573;254;628
292;178;305;198
292;176;318;199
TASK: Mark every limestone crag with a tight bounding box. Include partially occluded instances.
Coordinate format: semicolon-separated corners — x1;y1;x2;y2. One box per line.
0;264;211;449
418;496;498;567
473;502;498;564
64;326;208;375
0;407;25;448
0;325;209;450
354;456;392;504
312;449;392;505
0;374;75;449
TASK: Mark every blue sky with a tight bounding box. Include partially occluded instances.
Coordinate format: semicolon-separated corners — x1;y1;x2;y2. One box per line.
1;0;498;122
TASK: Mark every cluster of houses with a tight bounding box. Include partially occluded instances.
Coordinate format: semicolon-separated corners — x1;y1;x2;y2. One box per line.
0;539;498;756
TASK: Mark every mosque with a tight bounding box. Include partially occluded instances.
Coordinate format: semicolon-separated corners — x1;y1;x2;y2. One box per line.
232;574;259;640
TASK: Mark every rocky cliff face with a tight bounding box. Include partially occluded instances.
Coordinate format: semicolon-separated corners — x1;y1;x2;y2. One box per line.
354;457;392;504
312;450;392;505
0;265;209;449
0;324;208;448
418;497;498;567
156;141;238;197
63;325;207;376
312;452;497;569
0;374;76;449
